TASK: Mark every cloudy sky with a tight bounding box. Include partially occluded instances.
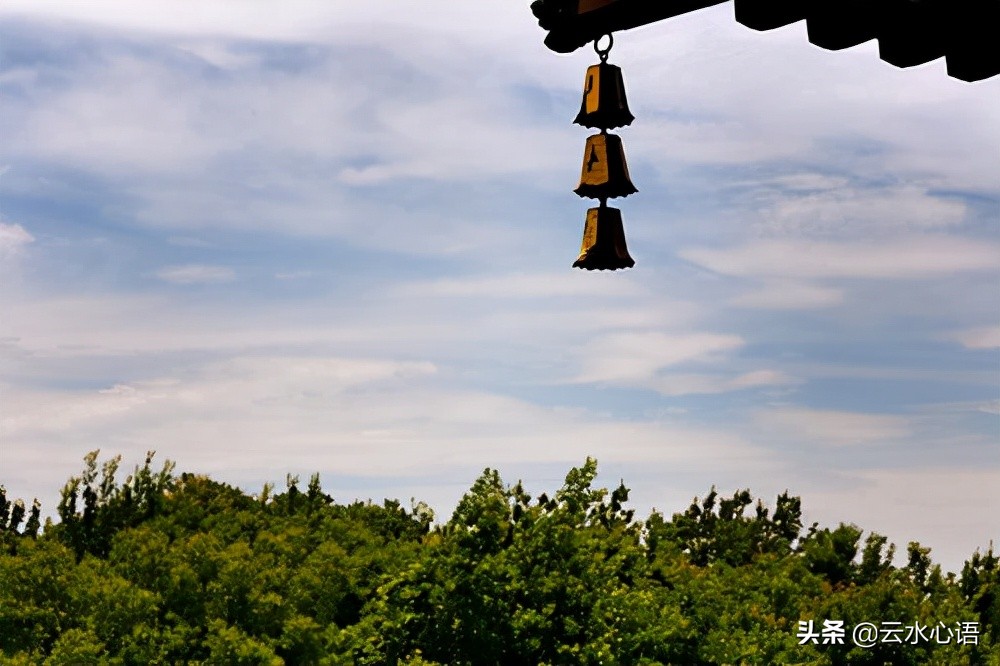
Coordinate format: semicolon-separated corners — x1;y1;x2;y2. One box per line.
1;1;997;572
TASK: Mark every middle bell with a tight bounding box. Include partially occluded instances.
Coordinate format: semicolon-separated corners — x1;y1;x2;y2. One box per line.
574;133;638;200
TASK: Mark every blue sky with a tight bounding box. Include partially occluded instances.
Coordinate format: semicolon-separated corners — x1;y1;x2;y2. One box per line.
1;0;997;572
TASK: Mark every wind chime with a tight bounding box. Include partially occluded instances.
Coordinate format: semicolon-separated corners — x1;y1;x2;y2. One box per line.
571;34;636;271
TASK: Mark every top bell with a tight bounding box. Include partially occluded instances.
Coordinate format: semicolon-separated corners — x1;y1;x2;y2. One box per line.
573;62;635;130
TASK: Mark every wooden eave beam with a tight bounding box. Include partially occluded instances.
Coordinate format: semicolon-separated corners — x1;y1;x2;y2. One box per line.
530;0;728;53
532;0;999;82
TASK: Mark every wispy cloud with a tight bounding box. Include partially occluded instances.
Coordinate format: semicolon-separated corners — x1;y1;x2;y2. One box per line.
731;280;844;310
952;325;1000;350
917;399;1000;416
574;331;745;385
681;236;1000;279
395;273;641;299
154;264;235;285
650;369;797;396
752;406;911;446
755;185;967;236
274;270;316;281
167;236;215;248
6;27;570;190
0;221;33;255
976;400;1000;415
0;0;539;55
0;354;763;480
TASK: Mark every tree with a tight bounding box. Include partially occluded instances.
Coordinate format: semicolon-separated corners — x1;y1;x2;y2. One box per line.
1;454;997;663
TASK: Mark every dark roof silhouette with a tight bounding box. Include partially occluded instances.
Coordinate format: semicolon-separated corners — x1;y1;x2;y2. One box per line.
530;0;999;82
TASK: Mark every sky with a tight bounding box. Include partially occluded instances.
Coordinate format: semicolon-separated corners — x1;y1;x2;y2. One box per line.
1;0;997;573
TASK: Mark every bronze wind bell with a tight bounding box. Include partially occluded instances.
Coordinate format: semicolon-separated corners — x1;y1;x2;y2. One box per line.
571;34;636;271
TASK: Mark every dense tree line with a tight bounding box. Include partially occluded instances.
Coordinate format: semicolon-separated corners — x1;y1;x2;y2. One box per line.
1;452;997;665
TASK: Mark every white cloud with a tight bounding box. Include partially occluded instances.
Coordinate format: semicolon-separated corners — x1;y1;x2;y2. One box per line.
0;1;541;56
0;353;765;489
574;331;745;385
395;272;641;300
0;285;705;364
1;0;335;40
729;369;796;390
274;271;316;281
952;325;1000;350
174;41;262;70
731;280;844;309
1;39;578;258
155;264;235;284
5;8;570;189
17;58;226;175
628;9;1000;191
919;399;1000;416
752;407;911;446
650;369;797;396
681;236;1000;279
778;361;997;388
762;173;851;192
757;185;967;236
0;222;34;255
977;400;1000;415
167;236;215;248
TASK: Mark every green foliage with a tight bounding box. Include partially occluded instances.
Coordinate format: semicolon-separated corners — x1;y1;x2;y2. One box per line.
0;486;42;556
55;451;175;560
44;627;113;665
1;452;996;664
648;487;804;568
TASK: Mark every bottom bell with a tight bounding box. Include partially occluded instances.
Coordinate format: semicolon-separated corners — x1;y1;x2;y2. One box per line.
573;206;635;271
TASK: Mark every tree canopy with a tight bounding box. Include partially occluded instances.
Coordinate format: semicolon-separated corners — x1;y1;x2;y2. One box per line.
1;452;997;664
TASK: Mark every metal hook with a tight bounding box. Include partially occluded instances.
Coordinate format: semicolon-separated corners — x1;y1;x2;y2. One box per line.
594;33;613;62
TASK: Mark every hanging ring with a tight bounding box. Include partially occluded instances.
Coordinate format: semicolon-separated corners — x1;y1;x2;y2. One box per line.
594;33;613;62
